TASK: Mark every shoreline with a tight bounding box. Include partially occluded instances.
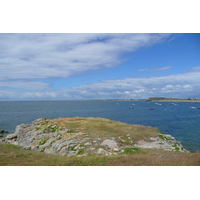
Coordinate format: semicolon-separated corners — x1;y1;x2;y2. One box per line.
80;99;200;102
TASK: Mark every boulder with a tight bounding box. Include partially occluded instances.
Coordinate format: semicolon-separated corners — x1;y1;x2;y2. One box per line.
5;124;26;139
0;130;9;134
101;139;119;150
96;148;106;155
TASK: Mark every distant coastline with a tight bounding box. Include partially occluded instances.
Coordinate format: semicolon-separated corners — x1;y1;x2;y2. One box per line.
146;97;200;102
149;99;200;102
89;98;200;102
1;97;200;102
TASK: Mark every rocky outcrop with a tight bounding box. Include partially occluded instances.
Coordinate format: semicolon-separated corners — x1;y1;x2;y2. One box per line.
134;135;187;152
0;130;9;134
101;139;119;150
0;130;9;137
2;118;189;156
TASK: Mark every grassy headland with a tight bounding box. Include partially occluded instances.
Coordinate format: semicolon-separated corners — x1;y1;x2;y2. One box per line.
1;117;200;166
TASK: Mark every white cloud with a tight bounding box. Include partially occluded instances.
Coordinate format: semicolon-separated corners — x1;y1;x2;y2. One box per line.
192;66;200;71
183;85;192;89
2;68;200;100
22;92;57;99
0;80;50;90
1;68;200;100
0;33;171;83
60;69;200;99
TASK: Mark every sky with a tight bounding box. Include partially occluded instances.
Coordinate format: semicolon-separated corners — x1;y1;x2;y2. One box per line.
1;1;200;199
0;33;200;100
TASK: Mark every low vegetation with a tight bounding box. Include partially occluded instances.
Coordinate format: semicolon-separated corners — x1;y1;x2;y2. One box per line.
50;117;159;143
0;143;200;166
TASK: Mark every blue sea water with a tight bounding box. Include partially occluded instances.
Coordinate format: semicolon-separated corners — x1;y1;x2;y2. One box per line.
0;100;200;152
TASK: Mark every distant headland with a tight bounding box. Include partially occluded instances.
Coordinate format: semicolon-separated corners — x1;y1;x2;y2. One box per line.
90;97;200;102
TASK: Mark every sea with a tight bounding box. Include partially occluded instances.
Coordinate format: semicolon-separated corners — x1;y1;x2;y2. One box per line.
0;100;200;152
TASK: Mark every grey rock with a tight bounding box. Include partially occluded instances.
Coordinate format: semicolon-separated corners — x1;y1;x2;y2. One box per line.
44;147;57;154
113;148;119;152
6;132;18;139
23;146;31;150
134;136;189;152
12;141;18;146
31;145;39;150
96;148;106;155
57;144;64;152
45;138;55;146
84;142;92;146
59;147;68;156
0;139;5;143
74;144;81;150
53;132;59;137
67;151;77;156
101;139;118;150
39;143;50;149
51;140;61;148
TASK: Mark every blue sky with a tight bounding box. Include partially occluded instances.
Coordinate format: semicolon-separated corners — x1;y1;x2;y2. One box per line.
0;33;200;100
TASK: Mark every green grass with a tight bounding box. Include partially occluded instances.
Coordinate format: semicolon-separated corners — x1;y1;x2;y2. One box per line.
3;143;21;149
172;144;180;151
122;147;144;155
37;120;48;126
158;134;172;141
67;130;74;133
158;134;166;140
77;149;84;155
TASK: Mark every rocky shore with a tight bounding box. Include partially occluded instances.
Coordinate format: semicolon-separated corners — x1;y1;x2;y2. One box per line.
0;118;189;156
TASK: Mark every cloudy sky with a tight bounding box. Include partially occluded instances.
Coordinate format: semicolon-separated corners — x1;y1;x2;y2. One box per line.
0;33;200;100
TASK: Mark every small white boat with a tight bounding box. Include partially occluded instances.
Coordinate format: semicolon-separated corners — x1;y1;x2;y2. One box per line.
155;103;162;105
170;103;178;106
190;107;196;109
